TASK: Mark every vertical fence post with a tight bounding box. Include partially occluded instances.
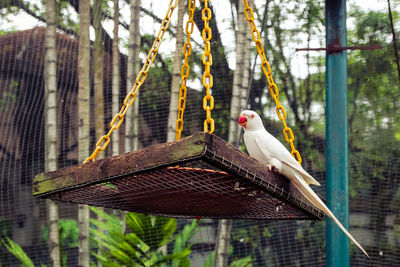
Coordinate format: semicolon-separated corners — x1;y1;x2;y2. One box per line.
326;0;350;266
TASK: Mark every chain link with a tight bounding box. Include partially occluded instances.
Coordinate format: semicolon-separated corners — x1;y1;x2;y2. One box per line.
202;0;215;134
84;0;179;163
175;0;196;140
242;0;302;164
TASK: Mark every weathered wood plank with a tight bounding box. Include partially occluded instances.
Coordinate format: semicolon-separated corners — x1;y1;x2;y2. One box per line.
32;132;324;220
204;134;323;216
33;132;208;196
206;134;289;188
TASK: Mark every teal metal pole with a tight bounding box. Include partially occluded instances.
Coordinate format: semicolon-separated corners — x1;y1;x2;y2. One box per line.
325;0;349;266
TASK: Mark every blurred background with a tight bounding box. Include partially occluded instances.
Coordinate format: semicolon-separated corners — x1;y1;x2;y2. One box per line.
0;0;399;266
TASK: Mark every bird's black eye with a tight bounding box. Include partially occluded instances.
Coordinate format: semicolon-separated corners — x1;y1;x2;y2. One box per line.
250;114;254;119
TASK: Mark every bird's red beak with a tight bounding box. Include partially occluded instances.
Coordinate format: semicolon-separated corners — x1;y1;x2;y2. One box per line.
239;116;247;127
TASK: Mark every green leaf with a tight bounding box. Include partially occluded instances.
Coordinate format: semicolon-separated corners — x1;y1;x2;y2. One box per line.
173;235;183;253
172;220;201;267
395;131;400;141
124;233;150;255
92;251;112;265
157;217;177;247
178;257;190;267
99;182;117;189
89;211;198;266
90;207;121;231
58;219;79;248
203;251;215;267
180;219;200;245
109;248;134;265
126;212;147;237
2;237;34;267
90;227;116;244
150;247;192;266
228;255;252;267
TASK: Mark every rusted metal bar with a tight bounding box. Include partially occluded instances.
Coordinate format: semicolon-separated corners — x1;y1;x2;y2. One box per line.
295;45;382;52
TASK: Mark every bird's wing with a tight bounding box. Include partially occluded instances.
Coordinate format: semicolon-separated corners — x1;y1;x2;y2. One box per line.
291;172;369;258
253;132;321;186
281;160;321;186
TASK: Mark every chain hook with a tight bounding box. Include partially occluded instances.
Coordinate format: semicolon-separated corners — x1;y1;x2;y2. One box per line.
242;0;302;164
84;1;178;163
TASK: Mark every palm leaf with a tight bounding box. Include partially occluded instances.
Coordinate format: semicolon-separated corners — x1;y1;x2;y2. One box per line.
150;247;192;266
126;212;148;237
2;237;35;267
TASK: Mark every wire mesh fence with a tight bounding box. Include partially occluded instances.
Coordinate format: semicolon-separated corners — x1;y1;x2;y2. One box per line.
0;0;399;266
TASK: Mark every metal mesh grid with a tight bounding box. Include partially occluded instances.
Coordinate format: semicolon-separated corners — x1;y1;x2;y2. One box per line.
2;1;397;265
39;150;324;220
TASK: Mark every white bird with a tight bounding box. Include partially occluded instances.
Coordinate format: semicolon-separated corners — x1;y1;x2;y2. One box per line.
238;110;369;258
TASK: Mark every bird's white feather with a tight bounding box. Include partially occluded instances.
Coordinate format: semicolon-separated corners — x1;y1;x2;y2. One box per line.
239;110;369;257
291;172;369;257
250;130;321;186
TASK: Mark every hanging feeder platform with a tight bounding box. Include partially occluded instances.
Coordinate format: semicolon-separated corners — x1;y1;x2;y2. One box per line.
33;132;324;220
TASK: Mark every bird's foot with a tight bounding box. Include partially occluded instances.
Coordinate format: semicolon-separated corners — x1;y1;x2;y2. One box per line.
267;164;278;172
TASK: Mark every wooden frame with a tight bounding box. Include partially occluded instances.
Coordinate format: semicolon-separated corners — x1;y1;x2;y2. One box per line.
33;132;324;220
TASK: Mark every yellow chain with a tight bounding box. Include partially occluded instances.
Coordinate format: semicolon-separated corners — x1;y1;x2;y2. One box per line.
175;0;196;140
84;0;179;163
242;0;302;164
201;0;215;134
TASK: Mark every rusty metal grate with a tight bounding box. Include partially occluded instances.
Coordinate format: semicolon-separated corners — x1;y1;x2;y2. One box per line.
33;133;325;220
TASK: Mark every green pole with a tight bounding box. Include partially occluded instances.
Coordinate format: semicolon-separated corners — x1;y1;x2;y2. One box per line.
325;0;349;266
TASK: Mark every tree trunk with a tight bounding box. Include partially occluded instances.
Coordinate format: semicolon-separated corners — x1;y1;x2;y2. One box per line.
119;0;141;233
112;0;120;157
45;1;60;266
78;0;91;266
214;219;232;267
77;205;90;267
125;0;141;153
93;1;106;265
214;2;251;265
240;0;252;112
228;0;250;148
167;0;184;142
93;0;104;149
111;0;122;220
215;1;253;265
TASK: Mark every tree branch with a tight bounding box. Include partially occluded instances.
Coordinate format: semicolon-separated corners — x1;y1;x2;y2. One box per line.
271;16;301;124
6;0;77;37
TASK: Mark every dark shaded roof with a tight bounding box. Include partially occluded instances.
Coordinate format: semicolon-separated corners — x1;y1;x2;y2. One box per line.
0;27;127;89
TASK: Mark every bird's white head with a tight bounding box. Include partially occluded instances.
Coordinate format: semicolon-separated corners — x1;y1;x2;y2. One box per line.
238;110;264;131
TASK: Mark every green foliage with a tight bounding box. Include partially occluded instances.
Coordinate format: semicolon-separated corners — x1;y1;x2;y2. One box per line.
228;255;252;267
1;237;49;267
58;220;79;248
40;219;78;267
125;212;177;250
171;219;199;267
203;246;252;267
229;221;268;265
57;0;79;33
59;220;79;266
90;207;199;267
203;251;214;267
0;79;18;111
41;219;79;250
0;219;78;267
346;7;400;202
1;0;400;265
1;237;37;267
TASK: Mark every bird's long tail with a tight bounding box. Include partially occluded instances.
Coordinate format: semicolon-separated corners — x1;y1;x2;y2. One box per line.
292;173;369;258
